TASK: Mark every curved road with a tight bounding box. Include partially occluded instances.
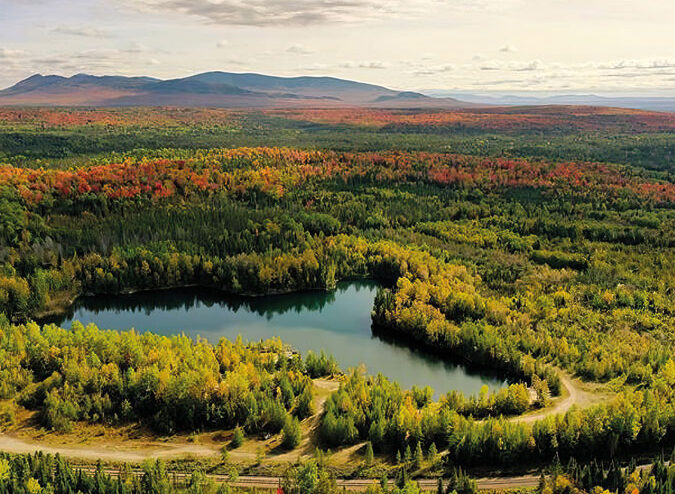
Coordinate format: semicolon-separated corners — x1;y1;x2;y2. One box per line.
0;373;606;489
514;372;584;423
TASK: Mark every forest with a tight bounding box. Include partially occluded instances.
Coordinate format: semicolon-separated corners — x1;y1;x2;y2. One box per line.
0;451;673;494
0;106;673;492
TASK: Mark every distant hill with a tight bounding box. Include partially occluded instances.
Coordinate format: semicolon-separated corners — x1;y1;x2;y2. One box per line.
0;72;471;108
424;90;675;112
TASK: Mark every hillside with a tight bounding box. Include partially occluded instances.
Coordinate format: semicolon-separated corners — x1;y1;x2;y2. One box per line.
0;72;472;108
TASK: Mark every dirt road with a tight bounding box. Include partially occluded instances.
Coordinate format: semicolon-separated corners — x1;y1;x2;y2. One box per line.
514;372;602;423
0;373;608;486
66;464;543;491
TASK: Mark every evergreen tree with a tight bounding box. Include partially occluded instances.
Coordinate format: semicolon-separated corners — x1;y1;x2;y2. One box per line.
231;426;244;449
364;442;374;467
282;416;302;450
414;442;424;469
428;443;439;466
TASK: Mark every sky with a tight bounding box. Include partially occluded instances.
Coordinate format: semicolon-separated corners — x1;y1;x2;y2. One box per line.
1;0;674;95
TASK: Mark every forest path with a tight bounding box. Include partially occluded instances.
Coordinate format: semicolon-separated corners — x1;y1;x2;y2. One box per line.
0;379;341;464
0;373;608;464
512;371;609;423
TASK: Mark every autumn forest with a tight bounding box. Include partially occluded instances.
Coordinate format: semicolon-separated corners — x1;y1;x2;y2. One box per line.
0;106;673;494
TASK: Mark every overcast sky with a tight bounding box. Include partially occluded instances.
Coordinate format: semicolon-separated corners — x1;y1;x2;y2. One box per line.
1;0;674;95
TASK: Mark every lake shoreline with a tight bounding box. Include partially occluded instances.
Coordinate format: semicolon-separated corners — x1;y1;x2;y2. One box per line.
35;278;376;324
41;280;508;397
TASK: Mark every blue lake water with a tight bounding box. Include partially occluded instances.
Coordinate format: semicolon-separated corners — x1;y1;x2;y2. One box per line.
46;280;507;396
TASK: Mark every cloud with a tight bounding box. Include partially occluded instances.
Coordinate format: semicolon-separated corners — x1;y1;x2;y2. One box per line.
132;0;477;26
32;57;70;65
134;0;386;26
121;42;151;54
605;70;675;78
499;44;517;53
0;49;24;71
51;26;112;38
0;48;23;59
71;49;125;61
479;61;501;71
599;58;675;70
27;46;157;74
512;60;540;71
412;64;454;76
286;44;315;55
339;60;389;69
476;60;542;72
299;63;331;72
299;59;389;72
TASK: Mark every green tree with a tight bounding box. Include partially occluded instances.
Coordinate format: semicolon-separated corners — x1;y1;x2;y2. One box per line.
428;442;439;466
364;441;374;466
231;426;244;449
414;442;423;469
296;387;314;419
282;416;302;450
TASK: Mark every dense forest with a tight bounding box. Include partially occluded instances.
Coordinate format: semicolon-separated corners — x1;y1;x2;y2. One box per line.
0;107;673;480
1;107;673;174
0;319;326;434
0;451;673;494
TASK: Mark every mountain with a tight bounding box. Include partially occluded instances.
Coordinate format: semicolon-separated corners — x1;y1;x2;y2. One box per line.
424;90;675;112
0;72;471;108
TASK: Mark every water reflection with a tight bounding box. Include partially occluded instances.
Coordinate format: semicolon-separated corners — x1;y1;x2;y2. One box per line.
44;280;507;396
46;285;341;322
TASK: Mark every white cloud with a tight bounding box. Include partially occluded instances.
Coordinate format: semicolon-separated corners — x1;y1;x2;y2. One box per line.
132;0;403;26
130;0;518;27
412;64;454;76
339;60;389;69
2;0;674;93
286;44;315;55
299;63;331;72
475;60;542;72
121;42;151;54
0;48;23;59
598;58;675;70
479;61;501;71
51;26;112;38
513;60;540;71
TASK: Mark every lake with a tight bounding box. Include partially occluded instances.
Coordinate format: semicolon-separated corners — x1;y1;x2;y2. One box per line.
45;280;507;396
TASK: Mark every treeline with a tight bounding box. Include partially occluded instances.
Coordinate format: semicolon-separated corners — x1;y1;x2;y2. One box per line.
4;227;673;412
0;452;238;494
319;372;675;467
76;237;564;396
371;273;561;394
319;372;535;452
0;450;672;494
2;107;674;173
539;455;675;494
0;451;465;494
0;319;324;436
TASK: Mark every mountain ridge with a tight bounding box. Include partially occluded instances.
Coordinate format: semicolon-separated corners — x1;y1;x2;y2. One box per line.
425;90;675;112
0;72;471;108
